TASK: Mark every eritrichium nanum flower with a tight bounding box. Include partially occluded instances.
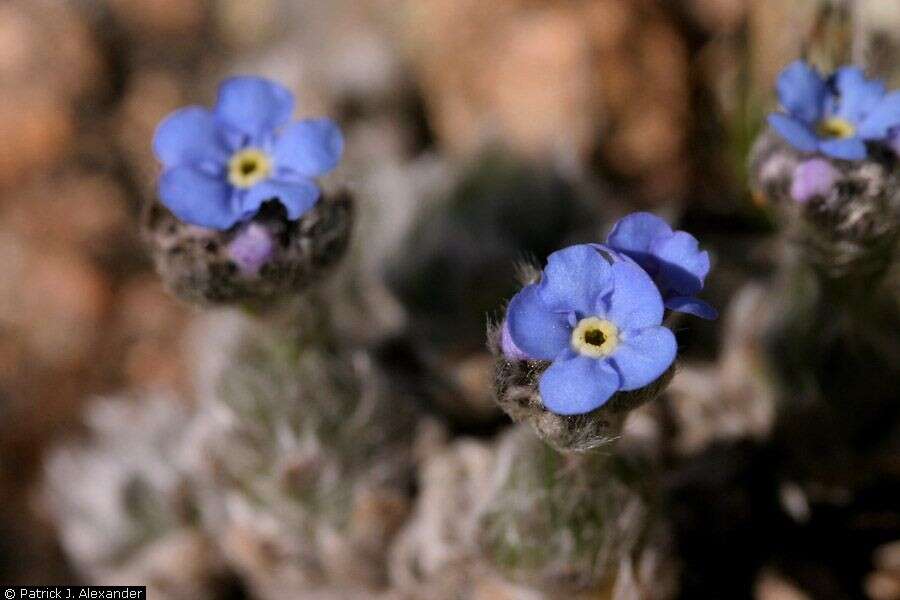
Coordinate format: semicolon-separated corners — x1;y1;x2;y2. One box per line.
606;212;716;320
768;60;900;160
153;76;344;229
505;245;677;415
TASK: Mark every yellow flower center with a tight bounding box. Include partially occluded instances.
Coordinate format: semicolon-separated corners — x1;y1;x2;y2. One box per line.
816;117;856;140
228;148;272;188
571;317;619;358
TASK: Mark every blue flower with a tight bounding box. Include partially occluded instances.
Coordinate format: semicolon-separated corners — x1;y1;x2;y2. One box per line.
153;76;344;230
505;245;676;415
768;60;900;160
605;212;717;320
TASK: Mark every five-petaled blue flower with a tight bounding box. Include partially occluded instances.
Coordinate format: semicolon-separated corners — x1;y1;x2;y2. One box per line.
768;60;900;160
153;76;344;229
606;212;717;320
506;245;677;415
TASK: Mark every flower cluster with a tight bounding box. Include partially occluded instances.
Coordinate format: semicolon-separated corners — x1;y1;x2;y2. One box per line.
153;76;344;230
502;213;714;415
768;60;900;161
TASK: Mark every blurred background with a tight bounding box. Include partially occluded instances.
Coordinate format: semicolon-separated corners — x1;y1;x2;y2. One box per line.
1;0;899;596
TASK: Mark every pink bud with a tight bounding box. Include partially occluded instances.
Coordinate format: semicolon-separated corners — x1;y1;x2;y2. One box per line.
790;158;839;203
501;319;531;361
227;222;275;275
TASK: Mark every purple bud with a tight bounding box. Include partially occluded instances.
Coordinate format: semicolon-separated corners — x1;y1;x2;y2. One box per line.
501;319;531;361
227;222;275;275
790;158;839;203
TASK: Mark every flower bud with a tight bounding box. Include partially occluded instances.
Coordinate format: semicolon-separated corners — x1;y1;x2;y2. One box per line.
490;321;675;453
750;130;900;282
142;188;353;304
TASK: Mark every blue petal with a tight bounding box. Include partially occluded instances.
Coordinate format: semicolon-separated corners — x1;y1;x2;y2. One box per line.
215;76;295;137
601;261;664;330
832;66;885;123
242;178;321;221
609;326;676;391
605;212;672;273
768;113;818;152
274;119;344;178
818;137;867;160
537;245;614;315
665;296;718;320
507;284;571;360
650;231;710;296
539;353;621;415
776;60;826;123
153;107;230;167
857;91;900;140
158;167;240;229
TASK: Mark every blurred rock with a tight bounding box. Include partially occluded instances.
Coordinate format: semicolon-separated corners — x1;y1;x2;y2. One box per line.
0;167;149;495
0;1;104;100
109;276;192;392
857;1;900;84
748;1;818;90
214;0;282;48
9;174;129;252
399;0;690;202
108;0;207;39
101;530;232;600
755;570;812;600
0;1;103;190
866;540;900;600
217;0;405;124
390;438;496;590
43;393;228;599
399;1;593;159
666;284;776;455
449;352;503;423
0;88;75;189
688;0;747;33
115;70;187;198
0;235;110;371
